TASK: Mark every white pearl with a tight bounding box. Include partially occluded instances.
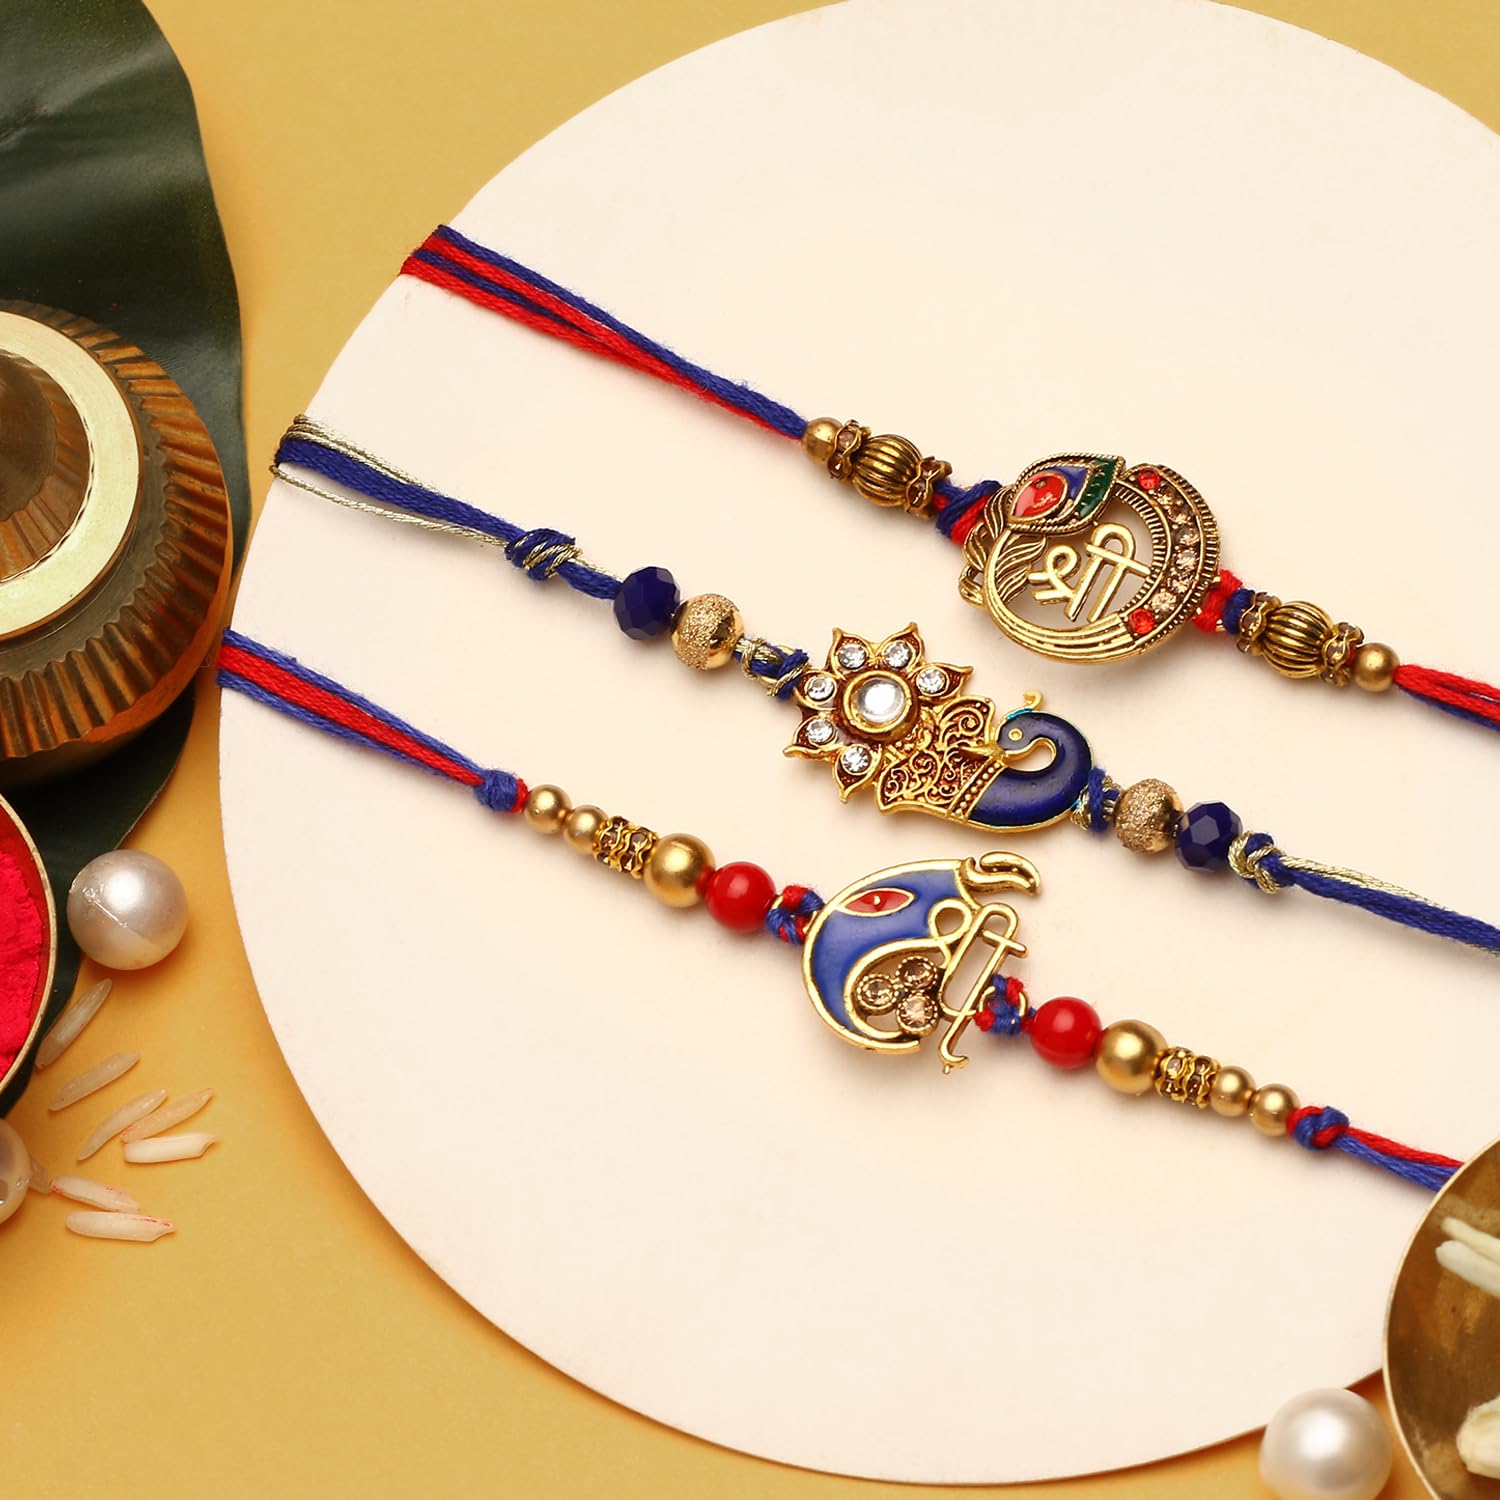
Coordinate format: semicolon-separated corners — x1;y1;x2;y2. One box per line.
0;1117;31;1227
67;850;188;971
1259;1389;1392;1500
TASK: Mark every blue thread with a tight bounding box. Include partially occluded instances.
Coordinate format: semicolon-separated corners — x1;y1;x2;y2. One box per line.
765;888;823;944
474;769;521;813
746;644;810;700
1221;587;1255;636
430;226;809;441
276;434;620;602
932;478;1001;538
1084;766;1113;834
1291;1106;1457;1191
218;633;519;814
504;527;577;581
983;981;1028;1037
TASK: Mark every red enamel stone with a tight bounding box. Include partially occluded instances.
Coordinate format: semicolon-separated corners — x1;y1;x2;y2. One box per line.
1012;472;1066;519
1135;468;1162;492
1127;607;1156;636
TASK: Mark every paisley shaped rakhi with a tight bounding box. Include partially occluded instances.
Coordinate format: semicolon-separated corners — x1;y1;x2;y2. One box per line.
399;224;1500;733
218;628;1460;1193
268;416;1500;963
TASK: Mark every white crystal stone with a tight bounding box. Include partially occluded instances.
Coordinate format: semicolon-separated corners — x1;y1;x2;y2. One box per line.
836;641;868;671
915;666;948;695
882;640;914;669
840;744;873;775
1172;550;1195;573
1151;589;1178;614
805;673;837;703
851;673;909;727
806;717;837;746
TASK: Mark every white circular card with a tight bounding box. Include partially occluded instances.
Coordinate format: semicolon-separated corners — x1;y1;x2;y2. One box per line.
221;0;1500;1482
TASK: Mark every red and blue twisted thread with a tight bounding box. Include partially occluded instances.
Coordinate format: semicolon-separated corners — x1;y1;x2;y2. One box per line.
402;225;1500;733
980;981;1459;1192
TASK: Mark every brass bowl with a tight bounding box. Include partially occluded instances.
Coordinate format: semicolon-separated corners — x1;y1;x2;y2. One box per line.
0;302;233;786
1386;1136;1500;1498
0;791;57;1102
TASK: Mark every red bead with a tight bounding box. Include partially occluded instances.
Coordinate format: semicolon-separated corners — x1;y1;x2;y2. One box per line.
705;862;777;933
1027;997;1102;1070
1127;606;1155;636
1135;468;1162;492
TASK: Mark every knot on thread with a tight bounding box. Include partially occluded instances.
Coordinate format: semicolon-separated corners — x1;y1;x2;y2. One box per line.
474;769;523;813
933;478;1000;542
765;885;824;944
740;639;810;700
1229;830;1288;894
1290;1105;1350;1151
1072;766;1119;835
975;975;1028;1036
505;527;579;581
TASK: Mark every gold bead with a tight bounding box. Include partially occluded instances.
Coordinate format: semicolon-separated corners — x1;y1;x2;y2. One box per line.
563;805;606;854
1113;778;1184;854
1209;1064;1257;1118
801;417;841;465
671;593;743;671
594;815;658;877
1352;641;1400;693
1258;600;1334;680
1095;1020;1166;1096
1249;1083;1300;1137
523;784;571;835
1154;1046;1219;1108
643;834;714;908
850;433;924;509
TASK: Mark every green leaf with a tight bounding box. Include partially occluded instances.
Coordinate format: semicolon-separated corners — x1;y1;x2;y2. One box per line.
0;0;248;1111
0;0;249;557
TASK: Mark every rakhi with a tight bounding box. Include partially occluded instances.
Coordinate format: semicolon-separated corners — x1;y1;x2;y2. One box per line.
217;627;1461;1192
400;223;1500;738
269;415;1500;962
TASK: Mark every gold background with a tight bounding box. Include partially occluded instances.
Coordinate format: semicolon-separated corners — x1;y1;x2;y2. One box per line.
5;2;1496;1494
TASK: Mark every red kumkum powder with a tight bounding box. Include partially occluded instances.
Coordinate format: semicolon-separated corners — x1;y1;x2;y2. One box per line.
0;812;51;1080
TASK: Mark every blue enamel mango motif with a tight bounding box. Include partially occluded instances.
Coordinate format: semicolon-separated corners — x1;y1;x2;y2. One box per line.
801;852;1039;1070
786;625;1092;833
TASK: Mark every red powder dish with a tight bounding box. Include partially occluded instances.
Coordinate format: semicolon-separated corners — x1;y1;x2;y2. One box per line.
0;796;56;1091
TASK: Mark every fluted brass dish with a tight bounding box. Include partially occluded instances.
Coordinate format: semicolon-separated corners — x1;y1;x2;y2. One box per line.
0;302;233;786
1386;1136;1500;1499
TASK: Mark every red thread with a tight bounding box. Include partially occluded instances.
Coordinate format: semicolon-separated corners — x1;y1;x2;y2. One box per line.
217;644;481;788
1192;569;1243;634
1393;663;1500;730
1288;1105;1463;1169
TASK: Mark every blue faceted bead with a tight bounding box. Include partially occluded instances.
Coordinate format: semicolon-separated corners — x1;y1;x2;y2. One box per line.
613;566;680;640
1175;801;1242;873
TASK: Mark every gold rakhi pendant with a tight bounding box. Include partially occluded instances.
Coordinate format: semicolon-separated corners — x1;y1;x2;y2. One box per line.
800;852;1038;1072
785;624;1095;833
957;454;1221;663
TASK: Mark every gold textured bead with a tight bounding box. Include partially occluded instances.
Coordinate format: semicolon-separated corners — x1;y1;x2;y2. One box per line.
671;593;743;671
1112;778;1184;854
801;417;841;466
643;834;714;908
1249;1083;1300;1137
1209;1064;1257;1118
1352;641;1400;693
563;805;606;854
1258;600;1335;680
593;815;659;877
523;784;571;835
850;433;924;508
1095;1020;1166;1096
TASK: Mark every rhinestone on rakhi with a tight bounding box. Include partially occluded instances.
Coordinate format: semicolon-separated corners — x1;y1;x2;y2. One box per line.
840;744;873;775
836;641;869;671
882;639;915;669
915;666;948;695
805;673;837;703
806;717;837;746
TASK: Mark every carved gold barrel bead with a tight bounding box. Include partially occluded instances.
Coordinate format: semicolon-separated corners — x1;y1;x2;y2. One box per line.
800;418;950;514
1238;595;1366;685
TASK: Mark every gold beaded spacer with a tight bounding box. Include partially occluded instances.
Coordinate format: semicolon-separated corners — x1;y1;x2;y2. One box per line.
1249;1083;1300;1137
1352;641;1400;692
1095;1020;1166;1096
1154;1046;1219;1108
1236;593;1372;688
562;805;607;854
593;815;659;878
801;417;951;517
